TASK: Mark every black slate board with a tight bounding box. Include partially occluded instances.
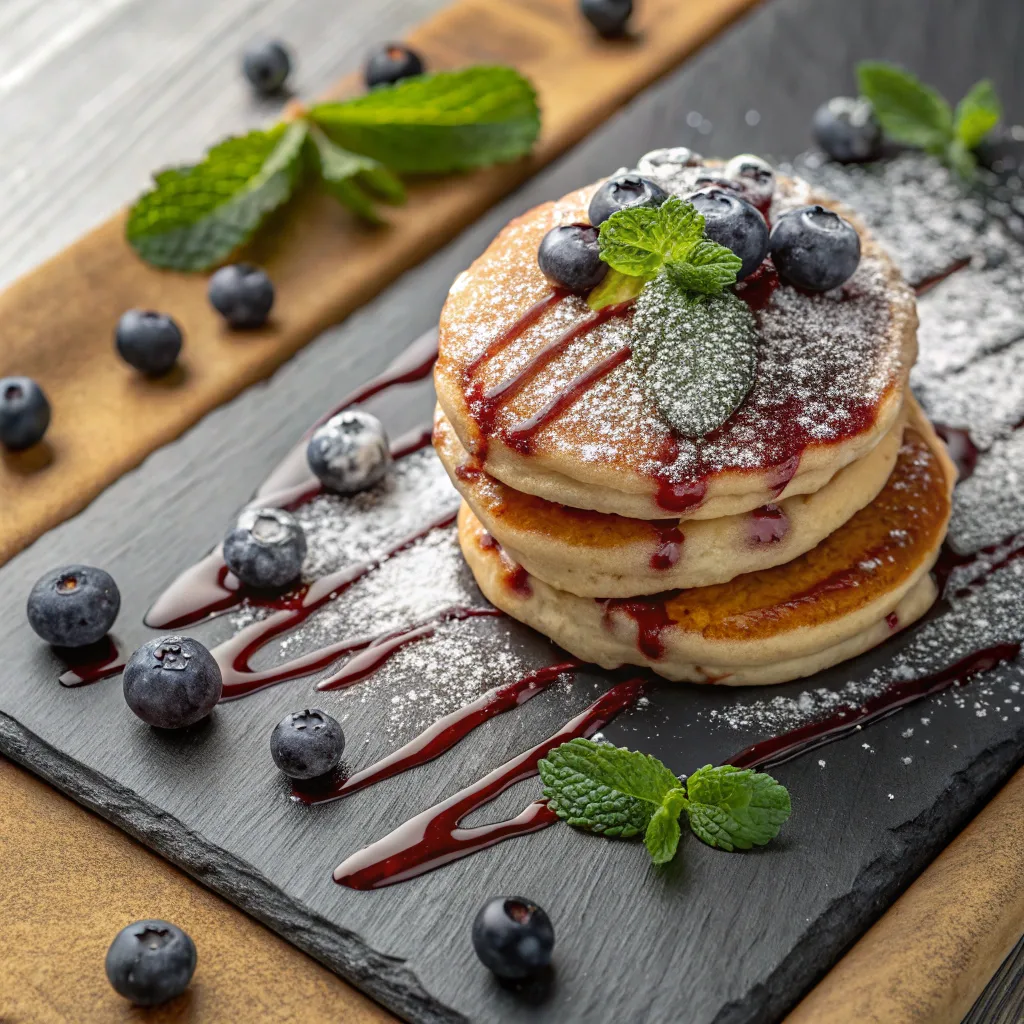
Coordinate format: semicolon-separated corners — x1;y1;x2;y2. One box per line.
2;0;1024;1021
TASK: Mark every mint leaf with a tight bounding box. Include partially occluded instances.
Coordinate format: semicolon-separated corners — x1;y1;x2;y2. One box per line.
588;269;645;311
644;789;688;865
309;66;539;174
630;276;758;437
954;78;1001;149
126;121;308;271
541;737;680;806
665;240;742;295
598;196;704;280
685;764;791;852
310;125;404;224
945;137;977;180
856;61;953;152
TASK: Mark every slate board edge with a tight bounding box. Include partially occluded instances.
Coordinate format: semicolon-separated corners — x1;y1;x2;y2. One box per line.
0;710;467;1024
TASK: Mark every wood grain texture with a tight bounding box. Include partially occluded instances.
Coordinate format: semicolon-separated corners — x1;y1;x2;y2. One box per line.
0;0;759;569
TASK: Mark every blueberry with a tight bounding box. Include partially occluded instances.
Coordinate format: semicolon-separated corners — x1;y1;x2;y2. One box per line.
123;636;223;729
115;310;183;376
208;264;274;328
636;147;703;179
588;173;668;227
580;0;632;37
690;169;743;195
472;897;554;980
687;188;769;281
223;508;307;589
812;97;882;163
306;410;391;494
364;44;424;89
105;919;196;1006
27;565;120;648
0;377;50;451
270;708;345;779
242;40;292;95
724;153;775;212
769;204;861;292
537;224;608;294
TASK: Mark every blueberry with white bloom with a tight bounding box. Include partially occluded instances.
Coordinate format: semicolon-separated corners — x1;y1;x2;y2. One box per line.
115;310;183;376
812;97;883;163
0;377;50;450
106;920;197;1005
242;40;292;95
724;153;775;211
635;147;703;180
580;0;632;37
769;204;861;292
588;173;668;226
208;263;274;328
27;564;121;648
472;897;554;980
537;224;607;293
687;188;769;281
270;709;345;779
306;409;391;494
223;507;307;589
123;636;223;729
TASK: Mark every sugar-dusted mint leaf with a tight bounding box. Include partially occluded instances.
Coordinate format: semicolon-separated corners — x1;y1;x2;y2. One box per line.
308;66;539;174
953;78;1001;150
310;125;405;224
630;274;758;437
126;121;308;271
587;268;645;311
856;61;953;153
644;789;688;865
665;240;743;296
685;764;791;852
597;196;703;280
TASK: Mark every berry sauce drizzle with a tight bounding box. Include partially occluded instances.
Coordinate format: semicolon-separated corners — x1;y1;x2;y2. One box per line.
933;423;980;483
650;522;685;572
293;661;582;805
332;677;645;889
749;504;789;545
600;600;672;660
57;636;126;688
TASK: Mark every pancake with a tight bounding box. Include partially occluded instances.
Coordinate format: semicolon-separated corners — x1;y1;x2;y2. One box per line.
458;415;955;686
435;166;917;521
435;398;907;597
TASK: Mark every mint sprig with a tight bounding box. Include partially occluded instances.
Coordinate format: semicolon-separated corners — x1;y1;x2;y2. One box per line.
126;66;540;270
856;61;1001;178
538;737;791;866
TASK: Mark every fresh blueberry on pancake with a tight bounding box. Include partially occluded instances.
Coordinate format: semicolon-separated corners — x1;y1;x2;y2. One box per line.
687;188;769;280
769;204;861;292
537;224;608;293
588;172;668;226
723;153;776;212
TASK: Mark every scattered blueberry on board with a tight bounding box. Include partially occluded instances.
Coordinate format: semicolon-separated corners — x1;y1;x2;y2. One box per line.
0;376;51;451
105;919;196;1006
242;40;292;96
223;508;307;589
208;263;275;328
472;897;554;980
270;709;345;780
588;173;668;227
580;0;633;38
123;636;223;729
306;410;392;494
687;188;769;280
537;224;608;293
27;565;120;648
115;310;183;376
769;204;861;292
812;97;882;163
364;44;424;89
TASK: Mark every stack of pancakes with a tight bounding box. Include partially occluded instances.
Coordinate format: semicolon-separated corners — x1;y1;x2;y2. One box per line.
433;160;955;686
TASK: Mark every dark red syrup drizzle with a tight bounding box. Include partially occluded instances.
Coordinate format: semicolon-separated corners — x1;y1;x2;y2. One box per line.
749;504;789;546
293;660;582;804
463;290;567;380
933;423;980;483
914;258;972;297
728;643;1021;771
650;522;684;572
735;259;780;312
601;600;672;660
886;611;899;630
478;532;532;596
57;636;126;688
933;533;1024;600
332;677;644;889
651;434;708;514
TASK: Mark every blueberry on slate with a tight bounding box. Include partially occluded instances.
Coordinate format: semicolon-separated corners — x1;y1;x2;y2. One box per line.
208;263;274;328
769;204;861;293
537;224;608;294
123;636;223;729
687;188;769;281
223;508;307;589
115;310;183;376
364;44;424;88
242;40;292;95
27;564;120;648
812;97;882;163
472;897;554;980
580;0;633;37
306;410;391;494
724;153;775;211
588;173;668;227
105;919;196;1006
0;376;50;451
270;709;345;779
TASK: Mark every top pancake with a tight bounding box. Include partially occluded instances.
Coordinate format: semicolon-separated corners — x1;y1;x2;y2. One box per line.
435;160;917;521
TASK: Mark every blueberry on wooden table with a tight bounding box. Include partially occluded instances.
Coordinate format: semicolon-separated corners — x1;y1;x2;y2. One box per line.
27;565;120;648
812;97;883;163
242;40;292;95
588;173;668;226
537;224;608;294
105;919;196;1006
769;204;861;292
115;310;183;376
0;376;50;450
223;508;307;589
306;410;392;494
580;0;633;38
472;897;554;980
123;636;223;729
270;709;345;779
364;44;424;88
687;188;769;280
208;263;275;328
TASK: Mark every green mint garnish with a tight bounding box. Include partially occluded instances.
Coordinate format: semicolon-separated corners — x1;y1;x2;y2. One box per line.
126;66;540;271
856;61;1001;178
538;737;790;867
630;276;758;437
